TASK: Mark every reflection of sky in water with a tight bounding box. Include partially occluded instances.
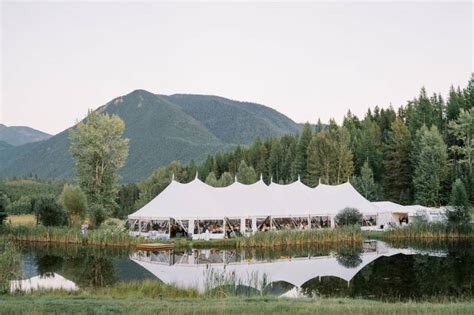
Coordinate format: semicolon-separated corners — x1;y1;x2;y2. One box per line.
15;241;472;299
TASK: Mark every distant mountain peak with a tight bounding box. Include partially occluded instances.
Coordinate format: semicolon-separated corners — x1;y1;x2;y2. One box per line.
0;92;301;182
0;124;52;146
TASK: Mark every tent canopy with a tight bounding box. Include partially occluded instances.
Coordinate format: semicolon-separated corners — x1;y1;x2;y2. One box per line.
128;177;381;221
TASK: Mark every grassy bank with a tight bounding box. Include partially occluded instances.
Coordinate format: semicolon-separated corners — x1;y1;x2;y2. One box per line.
384;222;474;241
1;225;144;248
1;224;363;249
1;295;472;315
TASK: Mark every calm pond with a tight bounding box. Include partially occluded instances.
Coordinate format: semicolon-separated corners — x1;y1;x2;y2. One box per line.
14;240;473;300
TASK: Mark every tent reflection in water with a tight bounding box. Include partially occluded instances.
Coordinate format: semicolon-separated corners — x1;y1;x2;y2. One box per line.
128;173;402;240
10;273;77;293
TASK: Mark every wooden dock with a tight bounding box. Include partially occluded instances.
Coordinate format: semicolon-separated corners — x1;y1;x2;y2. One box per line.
135;243;175;251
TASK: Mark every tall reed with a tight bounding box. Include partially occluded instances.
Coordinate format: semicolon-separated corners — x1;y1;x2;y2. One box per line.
384;222;474;241
1;225;145;248
237;226;362;248
0;241;21;294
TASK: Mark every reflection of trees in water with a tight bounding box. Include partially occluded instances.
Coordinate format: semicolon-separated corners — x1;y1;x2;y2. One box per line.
35;254;64;277
66;253;117;288
302;242;473;300
335;245;363;268
24;245;125;288
351;245;474;300
302;276;351;298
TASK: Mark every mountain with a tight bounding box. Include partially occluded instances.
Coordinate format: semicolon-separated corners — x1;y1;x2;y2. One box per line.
0;124;52;146
0;90;301;182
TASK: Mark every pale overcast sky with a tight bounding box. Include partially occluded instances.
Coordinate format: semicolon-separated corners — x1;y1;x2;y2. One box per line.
1;1;472;135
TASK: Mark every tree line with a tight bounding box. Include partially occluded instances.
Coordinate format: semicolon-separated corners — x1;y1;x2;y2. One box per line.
131;75;473;214
1;75;472;227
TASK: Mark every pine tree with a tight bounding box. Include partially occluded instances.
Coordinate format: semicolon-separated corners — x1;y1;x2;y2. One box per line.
413;126;448;206
383;118;412;203
219;172;234;187
205;172;219;187
237;160;257;184
331;126;354;184
353;161;378;201
447;179;471;230
293;123;312;181
449;109;474;178
307;131;333;186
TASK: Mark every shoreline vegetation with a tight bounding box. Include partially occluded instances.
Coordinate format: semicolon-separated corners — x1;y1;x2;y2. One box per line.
1;222;472;249
0;225;362;249
1;283;473;315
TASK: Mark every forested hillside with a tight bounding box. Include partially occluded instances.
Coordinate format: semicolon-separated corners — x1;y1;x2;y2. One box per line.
0;90;301;182
132;75;473;211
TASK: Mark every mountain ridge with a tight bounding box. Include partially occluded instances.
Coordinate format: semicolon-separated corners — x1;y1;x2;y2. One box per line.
0;124;52;146
0;90;301;182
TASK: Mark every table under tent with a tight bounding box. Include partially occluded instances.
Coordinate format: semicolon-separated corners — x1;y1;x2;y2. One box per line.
127;175;390;240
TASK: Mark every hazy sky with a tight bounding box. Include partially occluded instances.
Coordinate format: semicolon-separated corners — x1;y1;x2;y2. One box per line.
1;1;472;135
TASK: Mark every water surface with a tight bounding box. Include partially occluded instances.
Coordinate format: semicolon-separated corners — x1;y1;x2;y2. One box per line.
16;240;473;300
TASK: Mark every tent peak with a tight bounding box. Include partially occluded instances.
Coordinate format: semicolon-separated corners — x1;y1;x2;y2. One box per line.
171;172;175;182
195;171;199;180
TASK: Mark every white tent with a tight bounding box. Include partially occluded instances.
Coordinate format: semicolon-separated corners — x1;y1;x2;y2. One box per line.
128;177;390;237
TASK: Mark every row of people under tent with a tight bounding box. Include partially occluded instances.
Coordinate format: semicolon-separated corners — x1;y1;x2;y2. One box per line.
194;223;224;235
362;216;376;226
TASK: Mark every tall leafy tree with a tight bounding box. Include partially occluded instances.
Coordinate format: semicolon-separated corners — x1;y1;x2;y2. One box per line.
383;118;412;204
69;111;129;214
413;126;448;206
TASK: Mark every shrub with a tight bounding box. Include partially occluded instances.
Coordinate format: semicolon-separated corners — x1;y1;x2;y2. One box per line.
335;207;363;226
35;195;68;227
90;204;106;228
7;196;32;214
60;184;88;225
0;193;8;226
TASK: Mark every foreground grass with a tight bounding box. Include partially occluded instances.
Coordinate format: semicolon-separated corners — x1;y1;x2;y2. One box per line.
0;295;472;315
